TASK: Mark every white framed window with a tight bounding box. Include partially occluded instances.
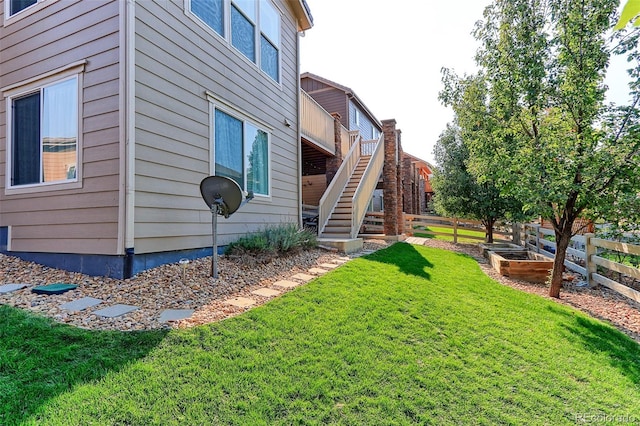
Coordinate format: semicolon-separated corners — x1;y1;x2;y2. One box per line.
208;95;271;197
3;0;60;25
187;0;281;83
3;62;84;193
354;109;360;126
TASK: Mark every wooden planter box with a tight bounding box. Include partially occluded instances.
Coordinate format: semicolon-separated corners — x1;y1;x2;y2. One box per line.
479;243;523;259
487;250;554;283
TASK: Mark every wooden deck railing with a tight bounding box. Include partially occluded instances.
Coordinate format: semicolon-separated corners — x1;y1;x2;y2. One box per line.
318;134;362;235
350;135;384;238
300;90;335;155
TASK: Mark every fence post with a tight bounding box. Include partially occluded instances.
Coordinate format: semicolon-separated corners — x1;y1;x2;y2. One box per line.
533;225;541;253
512;223;521;246
584;233;597;287
453;218;458;244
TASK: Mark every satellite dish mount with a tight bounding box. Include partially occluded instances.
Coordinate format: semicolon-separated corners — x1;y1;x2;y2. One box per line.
200;176;253;278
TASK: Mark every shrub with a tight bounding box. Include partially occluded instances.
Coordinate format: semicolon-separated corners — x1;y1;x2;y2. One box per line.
225;223;317;264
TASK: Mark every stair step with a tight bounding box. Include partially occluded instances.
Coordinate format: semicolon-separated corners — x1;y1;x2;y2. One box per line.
324;226;350;234
327;219;351;227
331;213;351;220
320;233;352;239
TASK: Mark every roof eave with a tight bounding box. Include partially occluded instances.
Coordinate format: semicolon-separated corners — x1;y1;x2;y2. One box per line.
288;0;313;31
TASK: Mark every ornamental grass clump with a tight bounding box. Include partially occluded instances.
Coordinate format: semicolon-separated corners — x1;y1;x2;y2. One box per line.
225;223;317;264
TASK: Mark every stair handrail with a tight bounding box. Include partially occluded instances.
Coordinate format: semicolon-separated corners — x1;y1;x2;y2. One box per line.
350;134;384;238
318;133;362;235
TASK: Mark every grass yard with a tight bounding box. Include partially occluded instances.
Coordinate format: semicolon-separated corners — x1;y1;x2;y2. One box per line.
413;225;486;243
2;243;639;425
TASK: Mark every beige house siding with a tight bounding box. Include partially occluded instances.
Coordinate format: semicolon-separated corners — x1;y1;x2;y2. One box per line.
0;0;122;255
132;0;301;254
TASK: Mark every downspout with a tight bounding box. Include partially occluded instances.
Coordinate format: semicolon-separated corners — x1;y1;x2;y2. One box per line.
296;31;303;228
125;0;136;274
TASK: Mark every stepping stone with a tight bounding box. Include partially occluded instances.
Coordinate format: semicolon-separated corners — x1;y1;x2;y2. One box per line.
32;283;77;295
272;280;301;289
0;283;28;294
94;304;139;318
290;273;315;282
251;288;281;297
337;256;350;261
319;263;340;270
159;309;194;323
224;297;256;308
330;259;349;264
308;268;329;275
60;297;103;312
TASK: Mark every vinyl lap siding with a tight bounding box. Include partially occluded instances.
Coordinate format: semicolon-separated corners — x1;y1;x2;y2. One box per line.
133;0;301;253
0;0;121;255
349;100;379;140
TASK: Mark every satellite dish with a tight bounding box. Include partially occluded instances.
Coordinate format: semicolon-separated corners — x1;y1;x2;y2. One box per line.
199;176;253;278
200;176;243;218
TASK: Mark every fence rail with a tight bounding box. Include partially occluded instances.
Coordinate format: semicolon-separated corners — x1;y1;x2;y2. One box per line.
523;224;640;304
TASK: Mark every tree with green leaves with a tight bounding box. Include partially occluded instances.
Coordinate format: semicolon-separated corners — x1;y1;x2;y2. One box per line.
431;123;525;243
442;0;640;298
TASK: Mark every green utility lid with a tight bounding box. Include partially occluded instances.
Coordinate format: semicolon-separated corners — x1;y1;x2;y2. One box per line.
31;283;78;295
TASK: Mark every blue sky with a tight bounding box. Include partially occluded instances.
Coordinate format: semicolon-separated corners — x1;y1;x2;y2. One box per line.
300;0;632;164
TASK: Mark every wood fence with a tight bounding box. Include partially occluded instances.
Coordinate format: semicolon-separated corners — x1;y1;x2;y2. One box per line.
360;213;640;304
522;224;640;304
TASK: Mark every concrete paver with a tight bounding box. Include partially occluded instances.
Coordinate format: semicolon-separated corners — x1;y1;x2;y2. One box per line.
272;280;301;289
251;288;281;297
319;263;340;269
60;297;103;311
94;304;139;318
159;309;194;323
290;273;315;282
308;268;329;275
224;297;256;308
0;284;28;294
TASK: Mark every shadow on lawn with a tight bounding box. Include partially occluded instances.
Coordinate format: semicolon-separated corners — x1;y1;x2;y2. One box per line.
364;242;434;279
0;305;167;424
548;305;640;385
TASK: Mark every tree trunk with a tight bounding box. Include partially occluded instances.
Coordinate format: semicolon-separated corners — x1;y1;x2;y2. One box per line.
485;218;495;243
549;227;573;298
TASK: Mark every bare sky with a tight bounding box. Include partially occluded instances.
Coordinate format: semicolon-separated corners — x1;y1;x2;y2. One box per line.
300;0;632;165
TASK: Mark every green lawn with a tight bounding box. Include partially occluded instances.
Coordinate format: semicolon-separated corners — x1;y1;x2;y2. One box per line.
2;243;639;425
414;225;486;243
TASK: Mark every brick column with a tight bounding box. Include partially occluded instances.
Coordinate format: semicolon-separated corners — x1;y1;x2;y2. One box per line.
326;112;343;186
396;130;404;235
382;119;398;236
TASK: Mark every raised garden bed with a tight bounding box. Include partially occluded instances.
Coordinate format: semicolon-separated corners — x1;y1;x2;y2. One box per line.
487;250;554;283
479;242;523;258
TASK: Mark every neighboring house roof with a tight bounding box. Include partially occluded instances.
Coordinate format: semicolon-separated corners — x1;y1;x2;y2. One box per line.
288;0;313;31
403;152;435;177
301;72;382;130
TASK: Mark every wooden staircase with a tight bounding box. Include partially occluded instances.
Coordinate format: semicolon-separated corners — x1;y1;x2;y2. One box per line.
319;156;371;239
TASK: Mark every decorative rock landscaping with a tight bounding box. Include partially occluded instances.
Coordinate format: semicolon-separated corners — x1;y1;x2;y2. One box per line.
0;242;387;331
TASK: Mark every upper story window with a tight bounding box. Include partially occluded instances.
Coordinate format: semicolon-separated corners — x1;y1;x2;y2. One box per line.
190;0;224;36
188;0;281;83
8;0;37;16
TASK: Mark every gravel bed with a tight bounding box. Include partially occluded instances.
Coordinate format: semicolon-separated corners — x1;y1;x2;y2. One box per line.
2;237;639;343
0;248;349;331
